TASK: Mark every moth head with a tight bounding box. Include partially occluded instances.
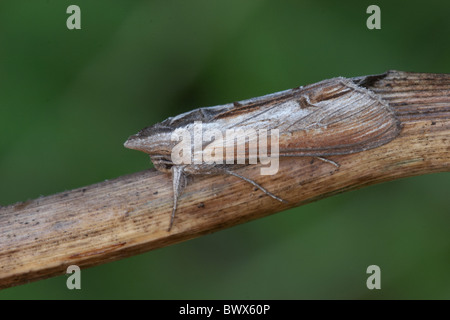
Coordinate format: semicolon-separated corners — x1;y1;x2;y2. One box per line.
124;122;176;156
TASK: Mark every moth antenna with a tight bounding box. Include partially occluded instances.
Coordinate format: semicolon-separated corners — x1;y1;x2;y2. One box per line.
224;169;288;204
315;156;340;168
169;165;186;231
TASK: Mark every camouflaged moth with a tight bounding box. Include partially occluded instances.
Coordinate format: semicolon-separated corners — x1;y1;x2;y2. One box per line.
124;76;400;230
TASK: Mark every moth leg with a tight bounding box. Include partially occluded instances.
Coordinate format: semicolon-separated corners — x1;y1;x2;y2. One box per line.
315;156;340;168
222;169;288;204
169;165;187;231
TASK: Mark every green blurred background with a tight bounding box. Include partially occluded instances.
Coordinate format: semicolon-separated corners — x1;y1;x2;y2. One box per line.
0;0;449;299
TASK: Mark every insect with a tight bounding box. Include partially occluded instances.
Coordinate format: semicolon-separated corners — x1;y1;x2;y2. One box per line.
124;77;400;230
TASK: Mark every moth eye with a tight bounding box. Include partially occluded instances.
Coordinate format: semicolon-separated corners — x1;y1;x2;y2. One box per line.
153;159;173;172
162;163;172;170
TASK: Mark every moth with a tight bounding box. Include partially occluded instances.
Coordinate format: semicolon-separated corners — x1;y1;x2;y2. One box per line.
124;77;400;230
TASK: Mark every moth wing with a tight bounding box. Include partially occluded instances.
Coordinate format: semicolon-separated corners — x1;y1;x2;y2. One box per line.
276;78;400;156
204;78;400;161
